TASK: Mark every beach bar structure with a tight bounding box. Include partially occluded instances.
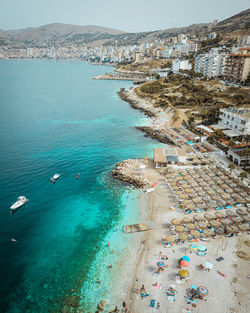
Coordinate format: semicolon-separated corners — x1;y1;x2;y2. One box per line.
153;148;187;168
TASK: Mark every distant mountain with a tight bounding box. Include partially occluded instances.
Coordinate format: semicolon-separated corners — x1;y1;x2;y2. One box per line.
215;8;250;33
0;8;249;48
2;23;125;47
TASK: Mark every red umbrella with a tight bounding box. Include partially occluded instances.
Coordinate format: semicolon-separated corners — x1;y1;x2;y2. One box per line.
152;182;157;187
180;260;189;267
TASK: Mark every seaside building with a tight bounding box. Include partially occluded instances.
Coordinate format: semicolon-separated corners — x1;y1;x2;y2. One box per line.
172;59;192;73
218;107;250;137
223;47;250;82
194;48;227;78
153;148;187;168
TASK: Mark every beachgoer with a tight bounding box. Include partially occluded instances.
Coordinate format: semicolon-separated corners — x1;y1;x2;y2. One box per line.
147;245;150;250
107;242;110;247
97;279;101;284
157;302;160;309
140;284;146;298
108;264;112;268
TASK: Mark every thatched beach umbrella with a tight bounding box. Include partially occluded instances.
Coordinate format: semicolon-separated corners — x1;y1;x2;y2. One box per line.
221;218;232;226
178;233;188;241
182;216;192;224
197;221;207;229
183;199;190;205
176;190;183;195
190;230;200;237
208;172;216;177
171;218;180;225
187;223;196;230
246;207;250;214
207;190;214;195
242;215;250;222
217;189;224;194
238;224;249;232
185;188;193;194
215;211;226;219
193;198;202;204
226;210;236;217
225;225;238;234
203;229;213;237
215;227;225;235
193;215;204;222
173;186;180;191
236;208;247;216
179;193;187;199
175;225;184;232
221;194;230;200
204;213;215;220
225;188;233;194
166;235;175;243
188;193;196;198
186;204;195;210
209;220;220;227
231;216;243;224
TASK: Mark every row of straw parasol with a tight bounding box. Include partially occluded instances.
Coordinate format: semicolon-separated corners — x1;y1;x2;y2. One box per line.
166;167;249;208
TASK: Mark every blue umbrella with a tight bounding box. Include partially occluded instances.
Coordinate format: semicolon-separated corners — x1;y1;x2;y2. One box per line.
157;261;165;267
182;256;190;262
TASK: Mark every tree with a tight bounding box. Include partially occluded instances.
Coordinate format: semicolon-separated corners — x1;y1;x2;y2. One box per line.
240;172;247;181
228;162;236;173
209;129;225;142
228;139;236;147
188;116;195;128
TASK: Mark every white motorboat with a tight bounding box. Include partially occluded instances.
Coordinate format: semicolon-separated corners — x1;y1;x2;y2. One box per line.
10;196;29;211
50;173;60;183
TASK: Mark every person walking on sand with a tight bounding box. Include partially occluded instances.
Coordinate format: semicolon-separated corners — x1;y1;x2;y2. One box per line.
140;284;146;299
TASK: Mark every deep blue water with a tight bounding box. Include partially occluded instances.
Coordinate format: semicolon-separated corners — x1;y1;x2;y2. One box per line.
0;60;159;312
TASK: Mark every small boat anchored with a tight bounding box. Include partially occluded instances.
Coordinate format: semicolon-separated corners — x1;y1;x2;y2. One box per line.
50;173;60;184
10;196;29;212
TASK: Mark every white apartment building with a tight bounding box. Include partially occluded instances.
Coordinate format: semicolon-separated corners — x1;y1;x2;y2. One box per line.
219;107;250;136
194;49;227;78
172;59;192;73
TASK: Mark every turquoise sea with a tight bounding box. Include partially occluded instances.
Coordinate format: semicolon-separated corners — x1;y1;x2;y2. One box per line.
0;60;161;312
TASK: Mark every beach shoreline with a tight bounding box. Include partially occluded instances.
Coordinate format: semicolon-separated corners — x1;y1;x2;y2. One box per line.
106;86;250;313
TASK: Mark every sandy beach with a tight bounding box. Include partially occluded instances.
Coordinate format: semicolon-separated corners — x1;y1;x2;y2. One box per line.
120;162;250;313
103;86;250;313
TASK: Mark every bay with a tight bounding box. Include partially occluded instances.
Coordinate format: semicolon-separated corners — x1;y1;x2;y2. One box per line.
0;60;159;312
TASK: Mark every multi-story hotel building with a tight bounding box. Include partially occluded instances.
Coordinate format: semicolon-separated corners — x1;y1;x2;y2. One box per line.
223;48;250;82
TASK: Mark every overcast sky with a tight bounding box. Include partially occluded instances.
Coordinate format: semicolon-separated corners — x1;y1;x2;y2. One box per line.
0;0;249;32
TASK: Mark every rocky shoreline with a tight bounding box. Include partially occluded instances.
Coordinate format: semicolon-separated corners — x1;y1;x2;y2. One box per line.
135;126;176;145
112;159;149;188
117;88;157;118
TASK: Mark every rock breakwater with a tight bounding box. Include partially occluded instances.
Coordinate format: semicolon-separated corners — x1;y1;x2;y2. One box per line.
112;159;149;188
135;126;176;145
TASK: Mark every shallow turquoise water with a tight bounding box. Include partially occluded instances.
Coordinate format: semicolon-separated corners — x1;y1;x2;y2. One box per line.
0;60;162;312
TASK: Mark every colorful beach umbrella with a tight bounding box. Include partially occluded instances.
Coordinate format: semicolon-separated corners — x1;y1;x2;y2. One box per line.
188;243;198;251
178;269;189;278
197;286;209;297
203;262;213;270
180;260;189;267
198;245;207;252
182;256;190;262
157;261;165;268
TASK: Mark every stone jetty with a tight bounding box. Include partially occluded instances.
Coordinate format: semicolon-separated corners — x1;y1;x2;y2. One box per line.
112;159;149;188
